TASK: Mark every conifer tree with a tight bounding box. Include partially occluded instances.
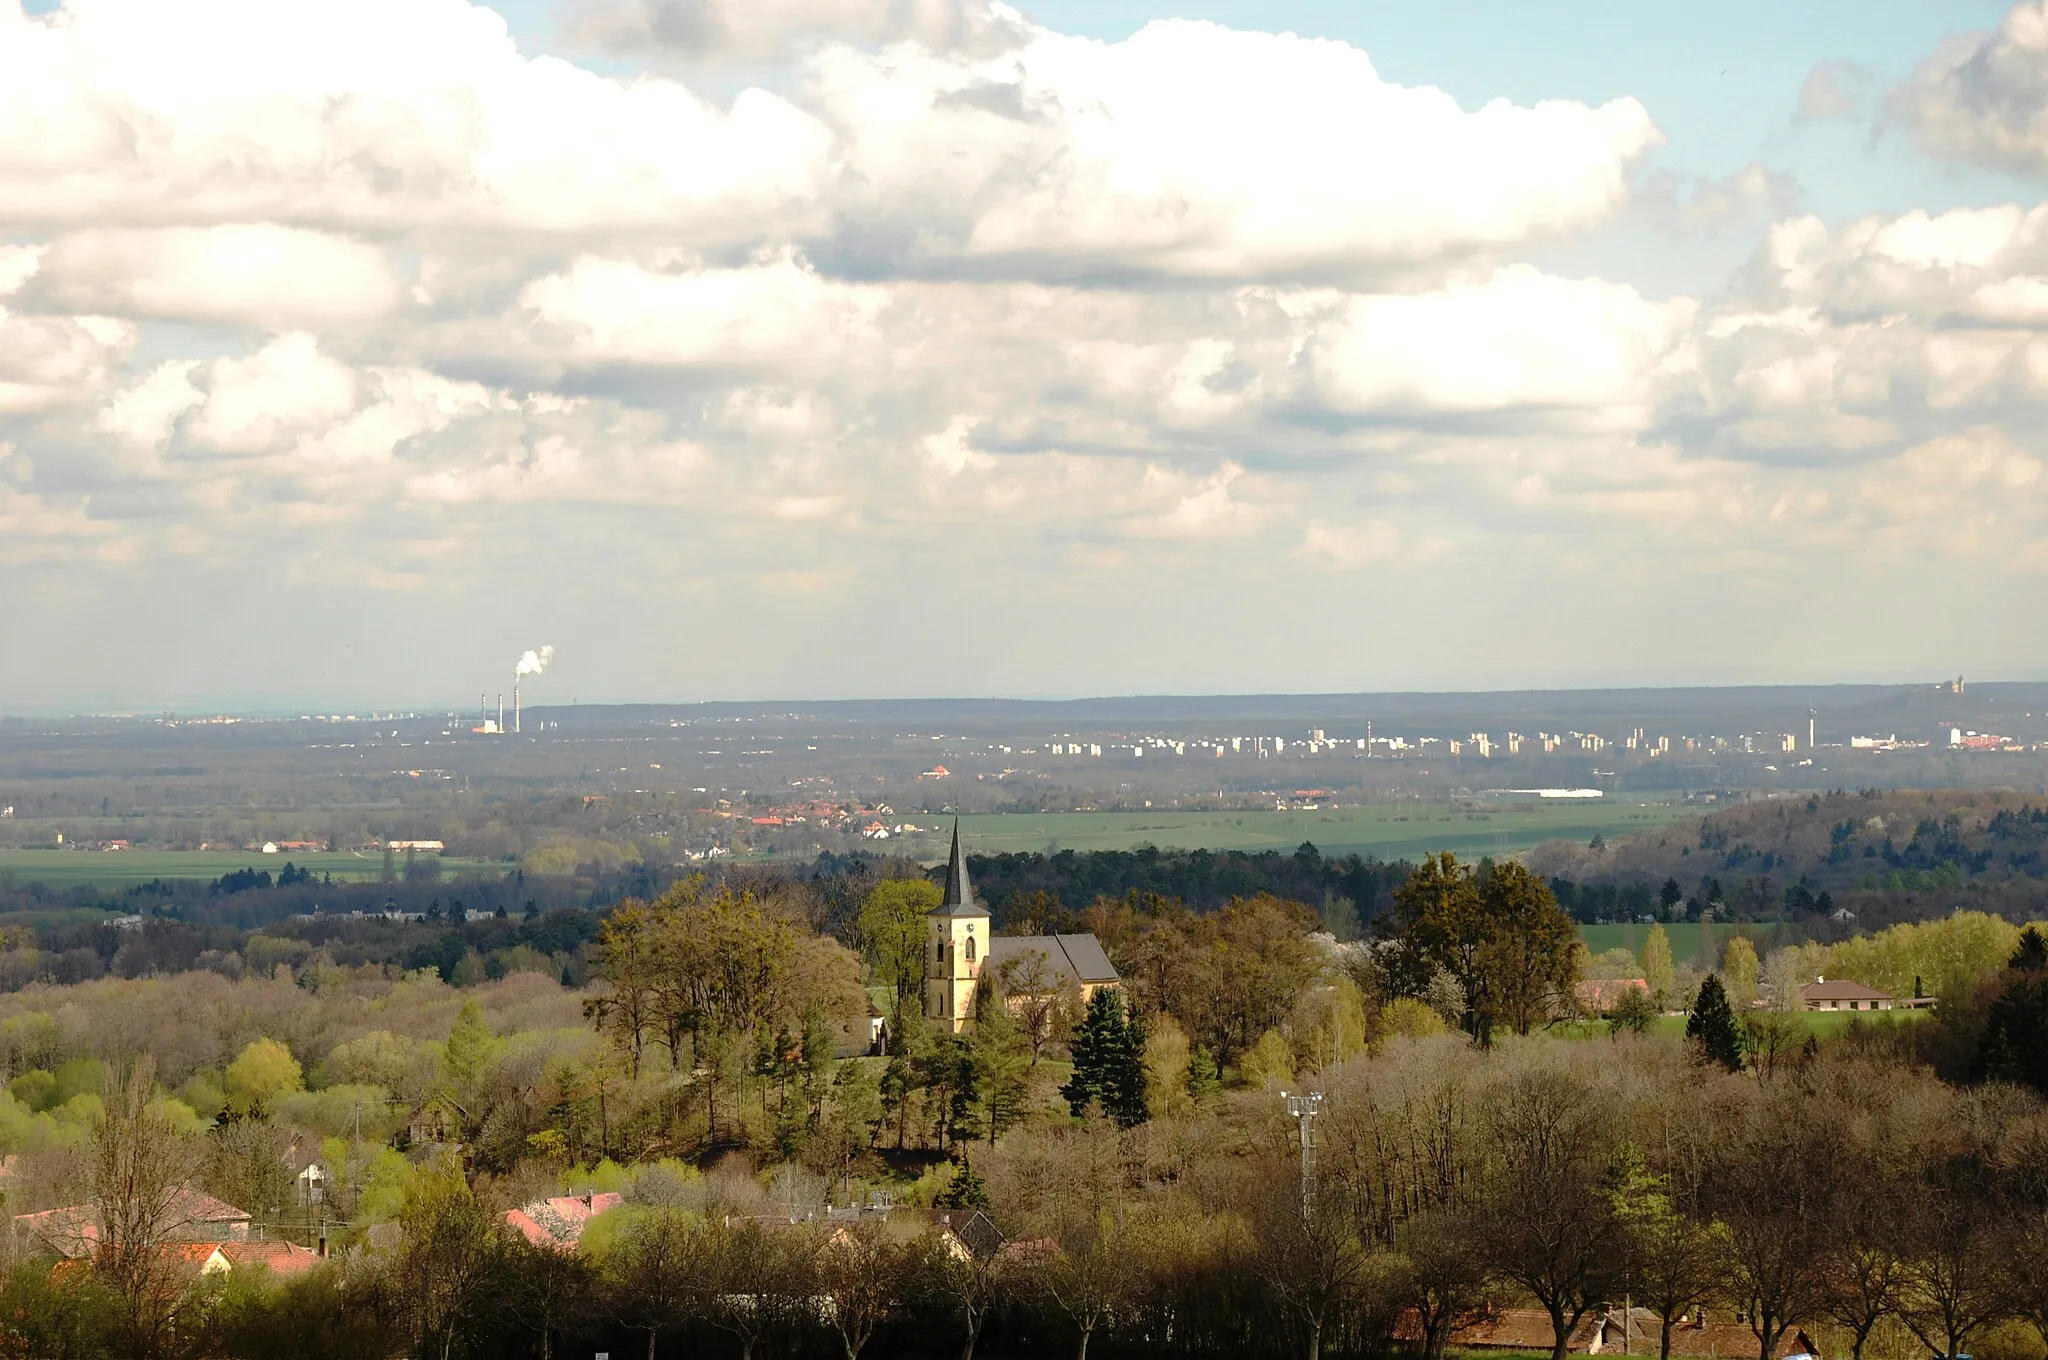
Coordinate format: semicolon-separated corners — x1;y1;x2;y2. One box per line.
1185;1046;1222;1105
940;1159;992;1211
1105;1003;1150;1129
1062;988;1120;1117
1686;974;1743;1071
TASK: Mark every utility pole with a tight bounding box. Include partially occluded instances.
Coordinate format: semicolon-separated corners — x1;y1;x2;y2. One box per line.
1280;1089;1324;1224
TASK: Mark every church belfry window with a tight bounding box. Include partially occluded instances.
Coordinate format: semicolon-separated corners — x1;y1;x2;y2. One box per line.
965;936;976;962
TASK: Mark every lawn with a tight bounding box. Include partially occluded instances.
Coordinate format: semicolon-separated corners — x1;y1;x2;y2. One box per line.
955;802;1696;863
0;849;507;891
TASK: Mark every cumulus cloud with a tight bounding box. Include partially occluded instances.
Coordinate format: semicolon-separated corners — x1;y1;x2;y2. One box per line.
39;225;402;328
0;0;833;236
1889;2;2048;175
9;0;2048;704
1302;267;1695;424
562;0;1026;62
814;21;1660;281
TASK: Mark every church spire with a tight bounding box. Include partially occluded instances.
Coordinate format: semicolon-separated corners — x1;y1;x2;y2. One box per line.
933;818;984;917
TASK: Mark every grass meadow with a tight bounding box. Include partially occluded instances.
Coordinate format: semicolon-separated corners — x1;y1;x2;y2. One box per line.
957;801;1696;863
0;849;505;890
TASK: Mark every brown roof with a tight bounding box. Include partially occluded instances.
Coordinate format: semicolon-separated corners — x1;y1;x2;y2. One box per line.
1395;1307;1602;1352
1593;1310;1820;1360
1801;979;1891;1002
14;1188;250;1258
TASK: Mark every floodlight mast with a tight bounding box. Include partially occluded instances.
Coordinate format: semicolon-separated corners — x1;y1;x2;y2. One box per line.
1280;1089;1325;1224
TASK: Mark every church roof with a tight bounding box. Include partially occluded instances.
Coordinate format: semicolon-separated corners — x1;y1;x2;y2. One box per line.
930;820;987;918
987;933;1120;986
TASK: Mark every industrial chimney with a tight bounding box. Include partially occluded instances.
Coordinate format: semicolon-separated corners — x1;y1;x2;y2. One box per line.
514;679;521;735
497;693;504;734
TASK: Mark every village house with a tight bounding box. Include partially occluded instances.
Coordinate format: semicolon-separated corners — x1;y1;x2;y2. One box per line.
13;1187;252;1258
1799;977;1894;1012
505;1192;623;1250
1398;1306;1819;1360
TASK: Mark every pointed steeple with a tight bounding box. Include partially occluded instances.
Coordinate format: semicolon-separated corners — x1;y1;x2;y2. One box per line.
932;818;985;917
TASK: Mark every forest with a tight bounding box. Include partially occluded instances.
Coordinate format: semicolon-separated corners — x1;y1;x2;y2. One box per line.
0;847;2043;1360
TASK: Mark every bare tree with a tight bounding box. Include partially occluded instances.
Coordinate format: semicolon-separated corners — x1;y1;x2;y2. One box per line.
602;1209;692;1360
1034;1214;1142;1360
1895;1160;2011;1360
90;1056;202;1360
1709;1102;1832;1360
815;1223;906;1360
1248;1164;1370;1360
913;1234;1010;1360
1480;1068;1620;1360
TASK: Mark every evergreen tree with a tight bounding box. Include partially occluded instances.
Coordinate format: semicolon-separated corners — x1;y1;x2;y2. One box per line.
1185;1046;1222;1106
2012;925;2048;972
1686;974;1743;1071
1104;1003;1150;1129
1061;989;1121;1117
939;1159;992;1211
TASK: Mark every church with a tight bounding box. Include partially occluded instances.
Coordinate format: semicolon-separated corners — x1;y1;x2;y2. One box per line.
925;821;1120;1033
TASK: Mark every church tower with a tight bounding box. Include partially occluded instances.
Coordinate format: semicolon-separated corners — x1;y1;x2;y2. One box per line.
925;820;988;1033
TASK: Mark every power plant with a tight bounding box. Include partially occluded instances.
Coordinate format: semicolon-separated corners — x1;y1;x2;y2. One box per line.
473;647;553;735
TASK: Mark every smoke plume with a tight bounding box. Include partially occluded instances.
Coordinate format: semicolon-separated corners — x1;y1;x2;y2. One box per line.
514;645;554;677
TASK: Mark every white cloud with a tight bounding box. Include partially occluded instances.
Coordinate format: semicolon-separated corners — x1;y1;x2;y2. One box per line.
182;333;359;455
563;0;1025;62
1303;267;1696;423
1889;3;2048;176
816;20;1660;280
41;225;401;328
518;252;887;370
0;304;133;413
0;0;832;236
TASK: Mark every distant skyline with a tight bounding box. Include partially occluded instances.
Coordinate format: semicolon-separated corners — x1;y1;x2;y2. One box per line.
4;0;2048;709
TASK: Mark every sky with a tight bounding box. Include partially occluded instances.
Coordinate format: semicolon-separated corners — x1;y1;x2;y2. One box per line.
4;0;2048;710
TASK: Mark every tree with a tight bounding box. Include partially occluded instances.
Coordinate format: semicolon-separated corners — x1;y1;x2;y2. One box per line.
1104;1003;1149;1129
584;900;659;1075
1378;853;1487;1033
222;1038;303;1119
1895;1161;2010;1360
1659;878;1684;917
502;1237;598;1360
2012;924;2048;971
1035;1215;1142;1360
969;1003;1030;1144
391;1166;505;1360
90;1056;202;1360
1475;861;1580;1036
1249;1166;1371;1360
1606;1143;1722;1360
941;1158;992;1211
912;1232;1008;1360
1686;975;1743;1071
1721;937;1760;1009
996;947;1076;1066
1709;1103;1831;1360
1062;989;1122;1118
1481;1068;1621;1360
603;1209;693;1360
816;1224;906;1360
1640;926;1675;1003
439;998;500;1140
858;878;940;1025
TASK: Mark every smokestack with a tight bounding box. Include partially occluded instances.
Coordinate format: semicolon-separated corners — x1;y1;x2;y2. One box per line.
497;693;503;734
514;679;521;735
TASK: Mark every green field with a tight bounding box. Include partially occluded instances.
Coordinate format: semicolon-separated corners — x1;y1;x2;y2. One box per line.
0;850;506;890
956;801;1696;863
1579;922;1752;969
1554;1009;1929;1041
